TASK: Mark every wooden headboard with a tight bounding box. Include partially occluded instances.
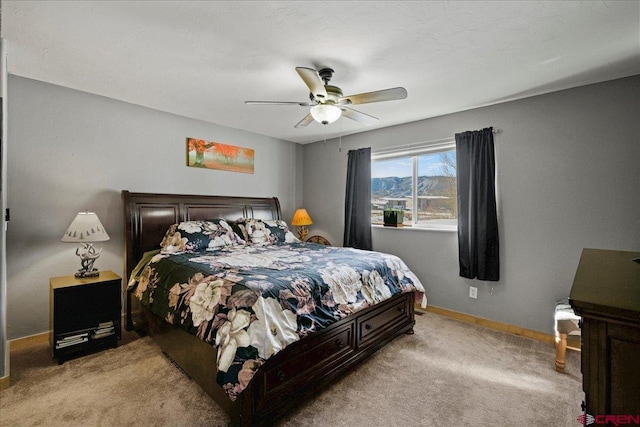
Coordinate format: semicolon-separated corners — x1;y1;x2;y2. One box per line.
122;190;281;279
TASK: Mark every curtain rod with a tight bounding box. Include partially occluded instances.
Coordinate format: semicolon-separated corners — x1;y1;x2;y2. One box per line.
372;128;499;157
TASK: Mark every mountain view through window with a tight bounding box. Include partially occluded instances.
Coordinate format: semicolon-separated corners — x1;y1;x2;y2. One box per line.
371;149;457;228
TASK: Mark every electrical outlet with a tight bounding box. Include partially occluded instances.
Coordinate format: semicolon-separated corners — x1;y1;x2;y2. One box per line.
469;286;478;299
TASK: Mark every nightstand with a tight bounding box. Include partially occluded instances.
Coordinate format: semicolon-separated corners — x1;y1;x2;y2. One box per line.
49;270;122;364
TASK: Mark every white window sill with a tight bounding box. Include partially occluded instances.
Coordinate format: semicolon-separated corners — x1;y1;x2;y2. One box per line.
372;224;457;233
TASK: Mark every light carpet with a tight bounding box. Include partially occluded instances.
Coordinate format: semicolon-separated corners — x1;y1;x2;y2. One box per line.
0;311;582;426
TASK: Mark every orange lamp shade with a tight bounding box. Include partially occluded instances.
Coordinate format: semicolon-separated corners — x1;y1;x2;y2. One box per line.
291;209;313;226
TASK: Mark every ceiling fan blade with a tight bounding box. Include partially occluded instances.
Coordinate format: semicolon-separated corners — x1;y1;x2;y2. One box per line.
340;87;407;105
294;113;314;128
341;106;378;125
295;67;328;101
245;101;312;106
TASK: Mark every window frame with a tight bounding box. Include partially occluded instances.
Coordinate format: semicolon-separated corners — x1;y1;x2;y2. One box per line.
371;140;458;232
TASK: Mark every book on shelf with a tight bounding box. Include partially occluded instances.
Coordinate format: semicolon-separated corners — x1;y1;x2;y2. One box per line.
56;337;88;349
91;331;115;339
90;320;115;338
59;332;89;341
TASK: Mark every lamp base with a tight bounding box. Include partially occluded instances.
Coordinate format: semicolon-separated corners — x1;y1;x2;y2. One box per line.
74;243;103;278
297;226;309;241
75;269;100;278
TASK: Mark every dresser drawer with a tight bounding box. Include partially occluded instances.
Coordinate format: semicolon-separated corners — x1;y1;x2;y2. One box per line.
256;322;356;409
358;293;412;349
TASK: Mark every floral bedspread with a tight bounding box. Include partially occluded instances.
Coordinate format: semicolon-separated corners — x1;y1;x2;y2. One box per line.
128;242;425;401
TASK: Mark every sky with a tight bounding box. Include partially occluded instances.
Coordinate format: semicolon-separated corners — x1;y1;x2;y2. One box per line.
372;150;456;178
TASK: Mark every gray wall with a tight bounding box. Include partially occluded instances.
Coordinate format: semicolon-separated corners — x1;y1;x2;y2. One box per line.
303;75;640;334
6;76;302;340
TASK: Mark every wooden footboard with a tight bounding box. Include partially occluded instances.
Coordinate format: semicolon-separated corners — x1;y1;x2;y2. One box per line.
252;291;415;425
129;290;415;426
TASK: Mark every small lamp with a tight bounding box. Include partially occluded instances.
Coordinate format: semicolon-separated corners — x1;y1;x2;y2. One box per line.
291;208;313;241
61;212;110;278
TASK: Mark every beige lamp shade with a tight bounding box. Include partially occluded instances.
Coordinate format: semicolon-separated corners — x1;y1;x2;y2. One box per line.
61;212;110;242
291;209;313;226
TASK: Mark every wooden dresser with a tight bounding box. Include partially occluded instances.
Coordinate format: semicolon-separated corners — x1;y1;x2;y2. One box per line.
569;248;640;420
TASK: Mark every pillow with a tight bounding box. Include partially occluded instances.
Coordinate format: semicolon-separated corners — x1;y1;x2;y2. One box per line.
231;218;300;246
159;219;246;254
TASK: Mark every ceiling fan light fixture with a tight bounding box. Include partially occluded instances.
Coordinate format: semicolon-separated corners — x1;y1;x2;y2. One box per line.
310;104;341;125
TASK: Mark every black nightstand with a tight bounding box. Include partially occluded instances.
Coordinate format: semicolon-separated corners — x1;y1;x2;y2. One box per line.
49;271;122;364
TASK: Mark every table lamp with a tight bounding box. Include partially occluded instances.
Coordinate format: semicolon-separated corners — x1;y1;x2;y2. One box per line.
291;208;313;241
61;211;110;277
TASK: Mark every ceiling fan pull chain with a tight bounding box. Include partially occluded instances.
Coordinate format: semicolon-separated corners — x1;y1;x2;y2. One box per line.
323;124;327;148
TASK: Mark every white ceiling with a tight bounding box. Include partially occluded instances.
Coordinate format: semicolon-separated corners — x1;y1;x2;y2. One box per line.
2;1;639;144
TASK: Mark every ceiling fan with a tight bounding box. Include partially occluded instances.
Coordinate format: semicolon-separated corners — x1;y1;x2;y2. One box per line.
245;67;408;128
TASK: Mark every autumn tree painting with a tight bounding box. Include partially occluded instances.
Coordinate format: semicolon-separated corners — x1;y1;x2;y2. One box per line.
186;138;255;174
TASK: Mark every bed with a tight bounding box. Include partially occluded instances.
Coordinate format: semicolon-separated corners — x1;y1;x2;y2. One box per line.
123;190;424;426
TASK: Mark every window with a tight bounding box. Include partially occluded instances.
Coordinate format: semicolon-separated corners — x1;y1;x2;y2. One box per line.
371;142;457;230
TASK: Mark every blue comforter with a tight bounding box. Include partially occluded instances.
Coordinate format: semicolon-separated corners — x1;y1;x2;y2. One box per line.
128;242;425;400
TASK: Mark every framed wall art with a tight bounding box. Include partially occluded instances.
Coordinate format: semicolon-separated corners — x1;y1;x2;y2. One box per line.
186;138;255;174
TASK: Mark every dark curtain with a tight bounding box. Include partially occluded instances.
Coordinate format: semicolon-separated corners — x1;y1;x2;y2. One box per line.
455;127;499;281
343;147;372;250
